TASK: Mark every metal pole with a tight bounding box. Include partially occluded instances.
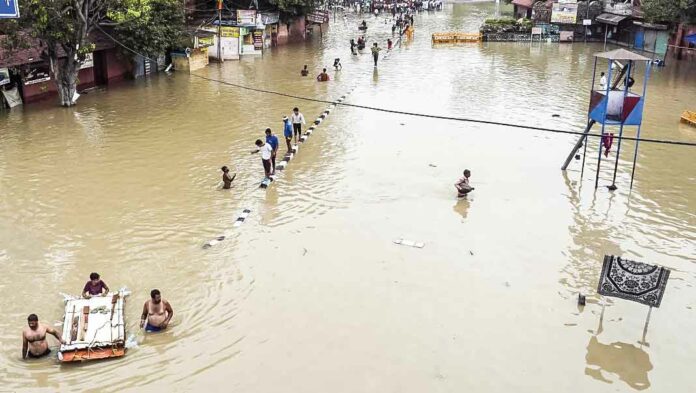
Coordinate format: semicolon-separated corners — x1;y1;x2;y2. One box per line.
595;60;614;189
217;2;223;63
629;62;652;189
609;61;633;189
604;24;608;51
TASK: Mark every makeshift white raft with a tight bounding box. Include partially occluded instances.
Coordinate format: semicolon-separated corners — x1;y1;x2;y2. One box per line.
58;289;129;362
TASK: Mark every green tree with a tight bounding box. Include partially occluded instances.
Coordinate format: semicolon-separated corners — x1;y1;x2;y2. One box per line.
111;0;186;59
0;0;113;107
641;0;696;24
261;0;317;16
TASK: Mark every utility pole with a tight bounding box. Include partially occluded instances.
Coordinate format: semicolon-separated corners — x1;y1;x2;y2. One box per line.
217;0;223;63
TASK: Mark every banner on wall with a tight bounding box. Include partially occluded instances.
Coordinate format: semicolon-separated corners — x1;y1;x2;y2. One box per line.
0;0;20;19
306;10;329;24
253;31;263;49
221;26;240;37
23;63;51;85
551;0;578;24
79;53;94;70
0;68;10;86
259;12;279;25
237;10;256;25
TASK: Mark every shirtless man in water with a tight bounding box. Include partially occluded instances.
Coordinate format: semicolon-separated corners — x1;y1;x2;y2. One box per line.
22;314;65;359
140;289;174;332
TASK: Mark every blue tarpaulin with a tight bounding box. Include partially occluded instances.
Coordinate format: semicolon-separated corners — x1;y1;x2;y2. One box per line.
685;34;696;45
0;0;20;19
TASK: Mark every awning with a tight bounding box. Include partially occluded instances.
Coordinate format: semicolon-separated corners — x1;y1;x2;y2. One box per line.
511;0;534;8
685;34;696;45
594;48;651;61
596;13;628;26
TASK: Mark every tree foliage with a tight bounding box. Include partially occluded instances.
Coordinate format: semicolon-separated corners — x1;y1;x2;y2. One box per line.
260;0;318;17
111;0;186;58
641;0;696;24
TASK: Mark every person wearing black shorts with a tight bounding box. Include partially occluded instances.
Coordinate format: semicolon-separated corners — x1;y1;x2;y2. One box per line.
290;107;305;145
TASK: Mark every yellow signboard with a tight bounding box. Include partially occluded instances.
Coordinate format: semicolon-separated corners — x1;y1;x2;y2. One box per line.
221;27;240;38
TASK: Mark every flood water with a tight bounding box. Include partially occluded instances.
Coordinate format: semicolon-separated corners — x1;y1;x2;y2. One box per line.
1;2;695;392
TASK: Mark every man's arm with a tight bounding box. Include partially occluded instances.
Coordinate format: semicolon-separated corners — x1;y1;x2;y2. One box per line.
102;281;110;296
22;333;28;359
163;301;174;327
82;284;91;299
46;326;65;345
140;302;149;328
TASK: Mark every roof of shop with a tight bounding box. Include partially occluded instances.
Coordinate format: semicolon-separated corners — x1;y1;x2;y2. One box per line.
594;48;651;61
596;13;629;26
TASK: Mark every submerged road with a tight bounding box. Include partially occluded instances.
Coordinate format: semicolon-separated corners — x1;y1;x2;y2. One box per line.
1;2;695;392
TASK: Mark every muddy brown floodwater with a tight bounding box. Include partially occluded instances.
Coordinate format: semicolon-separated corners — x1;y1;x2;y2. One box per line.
1;2;695;392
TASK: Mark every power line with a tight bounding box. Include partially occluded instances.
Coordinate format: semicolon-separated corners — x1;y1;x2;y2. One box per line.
189;73;696;148
95;20;696;149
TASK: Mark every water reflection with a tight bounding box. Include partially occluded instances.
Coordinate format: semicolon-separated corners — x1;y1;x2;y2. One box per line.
585;335;652;390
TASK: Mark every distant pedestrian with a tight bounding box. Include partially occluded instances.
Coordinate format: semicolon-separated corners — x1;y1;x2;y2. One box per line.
371;43;382;67
252;139;273;179
350;39;358;55
333;58;342;70
291;108;306;144
455;169;474;197
301;65;309;76
387;38;393;50
391;24;397;35
265;127;279;174
283;116;293;152
317;68;330;82
221;166;236;189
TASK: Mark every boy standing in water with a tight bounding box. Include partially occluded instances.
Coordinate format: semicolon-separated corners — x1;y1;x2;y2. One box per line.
300;65;309;76
252;139;273;179
455;169;474;197
221;166;236;189
291;107;306;144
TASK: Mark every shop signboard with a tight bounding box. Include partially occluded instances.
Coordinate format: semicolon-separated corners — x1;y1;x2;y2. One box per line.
237;10;256;25
0;67;10;86
23;63;51;85
79;53;94;70
221;26;240;37
197;35;214;47
0;0;20;19
253;31;263;49
306;10;329;24
259;12;279;25
551;0;578;24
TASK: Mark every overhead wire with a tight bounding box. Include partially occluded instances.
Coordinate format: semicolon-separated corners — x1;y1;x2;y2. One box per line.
94;19;696;149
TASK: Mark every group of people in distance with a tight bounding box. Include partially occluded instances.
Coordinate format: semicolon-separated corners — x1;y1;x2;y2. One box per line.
21;273;173;360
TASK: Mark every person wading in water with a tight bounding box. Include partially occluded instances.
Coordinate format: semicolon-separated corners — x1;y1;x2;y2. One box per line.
455;169;474;197
140;289;174;332
371;43;382;67
22;314;65;359
221;166;236;189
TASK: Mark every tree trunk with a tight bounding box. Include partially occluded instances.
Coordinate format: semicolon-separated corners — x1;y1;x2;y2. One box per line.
54;57;80;107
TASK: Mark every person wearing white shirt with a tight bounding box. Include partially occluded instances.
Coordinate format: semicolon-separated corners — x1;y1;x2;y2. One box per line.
291;107;306;144
252;139;273;179
599;72;607;91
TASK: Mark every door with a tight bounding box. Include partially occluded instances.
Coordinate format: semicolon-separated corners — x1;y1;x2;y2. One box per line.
93;50;108;85
655;32;668;57
644;30;657;53
634;29;644;50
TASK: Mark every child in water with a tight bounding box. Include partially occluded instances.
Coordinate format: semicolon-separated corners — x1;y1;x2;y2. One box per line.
455;169;474;197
